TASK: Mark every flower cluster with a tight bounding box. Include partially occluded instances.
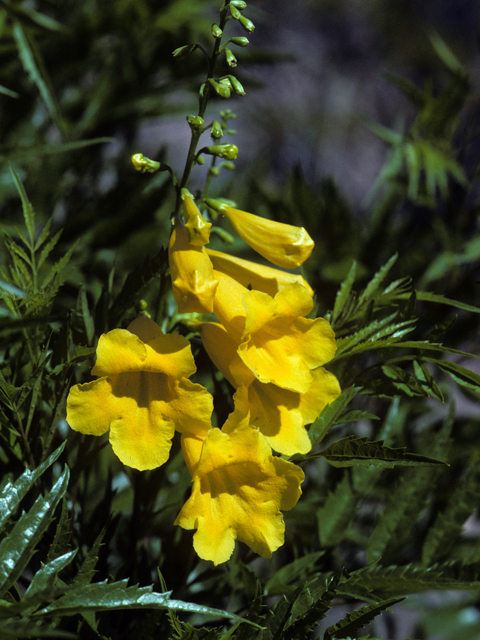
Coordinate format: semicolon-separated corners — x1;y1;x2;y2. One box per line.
66;194;340;565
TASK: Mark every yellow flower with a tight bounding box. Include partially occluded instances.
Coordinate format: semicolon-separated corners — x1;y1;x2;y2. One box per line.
175;424;304;565
168;218;219;313
182;192;211;247
212;270;337;393
206;248;314;297
205;199;314;269
66;316;213;471
200;322;340;455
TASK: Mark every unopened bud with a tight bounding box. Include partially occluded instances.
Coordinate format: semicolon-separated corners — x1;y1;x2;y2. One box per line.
222;75;245;96
229;5;241;19
211;23;223;38
239;16;255;32
209;167;220;177
131;153;161;173
230;0;247;9
205;144;238;160
225;48;237;67
208;78;231;99
196;155;205;165
186;114;205;130
229;36;249;47
211;120;223;139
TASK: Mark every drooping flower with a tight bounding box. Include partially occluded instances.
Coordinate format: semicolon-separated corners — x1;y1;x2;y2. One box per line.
212;270;337;394
200;322;340;455
205;199;314;269
66;316;213;471
206;248;314;297
168;217;219;313
175;422;304;565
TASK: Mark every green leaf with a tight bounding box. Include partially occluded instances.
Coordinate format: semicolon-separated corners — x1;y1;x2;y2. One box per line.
0;442;66;533
317;473;359;547
424;358;480;394
72;527;106;587
307;386;359;448
34;579;253;624
323;597;405;640
0;619;76;638
422;455;480;565
12;22;66;137
0;138;113;163
9;164;35;246
264;552;325;596
358;254;398;306
331;260;356;324
37;229;62;270
24;551;77;602
0;465;69;597
315;435;448;469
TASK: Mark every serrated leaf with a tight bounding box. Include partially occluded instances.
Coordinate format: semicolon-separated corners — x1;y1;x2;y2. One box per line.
0;465;69;597
307;386;359;448
0;619;76;638
318;473;358;547
73;527;106;587
424;357;480;394
0;138;113;163
264;552;325;596
46;497;72;563
9;164;35;245
331;260;357;324
24;550;77;602
358;254;398;306
34;579;254;625
0;442;65;533
315;435;447;469
323;597;405;640
37;229;62;270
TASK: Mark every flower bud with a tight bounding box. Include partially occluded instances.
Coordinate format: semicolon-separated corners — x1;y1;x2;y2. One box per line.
182;191;212;247
239;16;255;32
208;79;231;99
131;153;161;173
186;114;205;130
225;48;237;67
221;75;245;96
204;144;238;160
210;120;223;139
229;5;241;19
211;23;223;38
230;0;247;9
229;36;249;47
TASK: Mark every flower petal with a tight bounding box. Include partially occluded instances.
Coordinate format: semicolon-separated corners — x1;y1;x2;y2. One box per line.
221;206;314;269
206;248;313;297
199;321;255;387
212;270;247;342
66;377;115;436
127;316;164;342
169;218;218;313
163;378;213;436
175;426;304;565
92;325;196;379
107;371;175;470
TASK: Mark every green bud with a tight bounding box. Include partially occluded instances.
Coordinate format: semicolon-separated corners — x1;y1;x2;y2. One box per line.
225;48;237;67
208;78;231;99
229;36;249;47
229;5;241;19
186;114;205;130
131;153;161;173
196;155;205;165
209;167;220;177
239;15;255;32
204;144;238;160
211;23;223;38
230;0;247;9
210;120;223;139
219;77;233;91
219;161;235;170
211;226;235;244
172;44;197;59
221;75;245;96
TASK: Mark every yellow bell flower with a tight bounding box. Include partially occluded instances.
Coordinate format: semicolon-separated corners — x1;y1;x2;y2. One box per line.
205;199;314;268
212;270;337;393
66;316;213;471
168;218;219;313
200;322;340;455
175;423;304;565
182;193;211;247
206;248;314;297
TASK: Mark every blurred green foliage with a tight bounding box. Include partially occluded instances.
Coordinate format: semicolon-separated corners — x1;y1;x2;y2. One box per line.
1;1;480;639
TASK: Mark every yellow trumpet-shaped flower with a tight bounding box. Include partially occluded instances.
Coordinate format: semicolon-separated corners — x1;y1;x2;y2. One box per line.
212;271;337;394
168;218;219;313
66;316;213;471
182;193;211;247
200;322;340;455
205;200;314;269
175;423;304;565
206;248;314;297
